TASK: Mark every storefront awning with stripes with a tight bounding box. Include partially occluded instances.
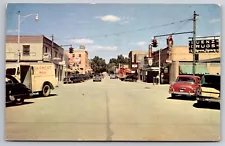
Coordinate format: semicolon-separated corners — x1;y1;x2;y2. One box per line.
179;64;209;75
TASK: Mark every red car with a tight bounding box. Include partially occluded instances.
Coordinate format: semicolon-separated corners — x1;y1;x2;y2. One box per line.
169;75;201;98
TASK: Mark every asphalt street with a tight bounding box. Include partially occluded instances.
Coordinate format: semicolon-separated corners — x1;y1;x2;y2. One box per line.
5;76;220;141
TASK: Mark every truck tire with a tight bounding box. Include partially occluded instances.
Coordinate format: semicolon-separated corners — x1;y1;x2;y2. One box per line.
41;84;51;97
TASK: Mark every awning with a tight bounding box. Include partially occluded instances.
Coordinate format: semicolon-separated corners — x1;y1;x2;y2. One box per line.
198;57;220;63
179;64;209;74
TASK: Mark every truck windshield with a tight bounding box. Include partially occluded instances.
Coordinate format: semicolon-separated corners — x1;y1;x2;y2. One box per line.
201;75;220;85
6;68;16;75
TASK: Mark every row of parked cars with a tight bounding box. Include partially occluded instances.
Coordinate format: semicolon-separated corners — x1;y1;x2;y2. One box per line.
169;74;220;105
63;74;92;84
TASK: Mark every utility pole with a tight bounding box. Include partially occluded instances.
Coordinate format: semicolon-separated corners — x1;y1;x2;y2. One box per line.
193;11;199;76
158;48;161;85
50;34;54;62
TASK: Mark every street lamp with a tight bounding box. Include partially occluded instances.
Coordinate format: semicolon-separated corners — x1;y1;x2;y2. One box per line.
17;11;39;63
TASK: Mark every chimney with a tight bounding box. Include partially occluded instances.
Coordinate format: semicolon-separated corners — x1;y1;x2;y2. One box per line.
149;44;152;58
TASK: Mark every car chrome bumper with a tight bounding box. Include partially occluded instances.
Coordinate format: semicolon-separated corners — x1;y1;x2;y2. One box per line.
169;91;195;96
196;96;220;103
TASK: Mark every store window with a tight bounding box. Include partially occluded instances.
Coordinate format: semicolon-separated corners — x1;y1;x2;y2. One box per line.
23;45;30;56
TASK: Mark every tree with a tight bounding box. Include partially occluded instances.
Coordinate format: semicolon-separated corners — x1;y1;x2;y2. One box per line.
90;56;107;73
109;58;118;65
116;54;130;65
106;62;116;74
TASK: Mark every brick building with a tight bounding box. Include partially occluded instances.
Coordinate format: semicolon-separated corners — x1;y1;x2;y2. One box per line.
65;49;90;74
128;50;148;75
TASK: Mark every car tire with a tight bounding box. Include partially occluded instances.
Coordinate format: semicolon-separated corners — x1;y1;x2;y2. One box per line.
12;96;24;105
171;93;176;98
41;84;51;97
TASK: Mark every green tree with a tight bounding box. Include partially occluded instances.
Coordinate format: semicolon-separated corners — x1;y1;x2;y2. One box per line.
117;54;129;65
106;62;116;74
90;56;107;73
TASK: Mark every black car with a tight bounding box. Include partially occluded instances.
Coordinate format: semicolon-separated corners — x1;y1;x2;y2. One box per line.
6;74;31;105
124;75;138;82
64;75;83;84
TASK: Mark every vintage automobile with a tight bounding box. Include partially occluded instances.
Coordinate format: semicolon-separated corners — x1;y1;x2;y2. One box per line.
124;75;138;82
93;75;102;82
6;74;31;105
110;74;117;79
169;75;201;98
196;74;220;105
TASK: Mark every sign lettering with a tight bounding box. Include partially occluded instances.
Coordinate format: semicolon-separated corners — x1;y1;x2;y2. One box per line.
189;39;219;53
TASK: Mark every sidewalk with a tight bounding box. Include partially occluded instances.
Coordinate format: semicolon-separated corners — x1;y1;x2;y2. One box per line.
137;80;170;87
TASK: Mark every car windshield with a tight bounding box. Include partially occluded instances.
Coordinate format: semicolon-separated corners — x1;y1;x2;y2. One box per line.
6;75;19;84
176;77;195;83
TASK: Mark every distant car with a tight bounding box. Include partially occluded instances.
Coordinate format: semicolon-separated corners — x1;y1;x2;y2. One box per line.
196;74;220;105
63;76;73;84
6;74;31;105
110;74;117;79
93;75;102;82
124;75;138;82
63;75;83;84
169;75;201;98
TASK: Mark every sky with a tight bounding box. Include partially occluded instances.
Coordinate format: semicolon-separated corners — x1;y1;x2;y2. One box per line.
6;4;221;63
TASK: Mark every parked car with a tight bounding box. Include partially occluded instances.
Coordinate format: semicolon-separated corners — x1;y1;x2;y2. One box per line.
63;76;73;84
110;74;117;79
169;75;201;98
93;75;102;82
124;75;138;82
6;74;31;105
196;74;220;105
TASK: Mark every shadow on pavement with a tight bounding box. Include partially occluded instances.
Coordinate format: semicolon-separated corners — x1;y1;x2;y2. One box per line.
6;101;34;107
167;96;196;101
30;93;58;99
193;102;220;110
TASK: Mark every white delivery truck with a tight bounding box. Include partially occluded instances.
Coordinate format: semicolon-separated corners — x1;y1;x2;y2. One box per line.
6;62;57;97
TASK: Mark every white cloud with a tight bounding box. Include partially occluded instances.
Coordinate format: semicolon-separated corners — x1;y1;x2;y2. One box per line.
95;15;121;22
208;18;220;23
86;45;118;52
122;54;128;58
69;38;94;44
136;41;146;46
6;29;17;33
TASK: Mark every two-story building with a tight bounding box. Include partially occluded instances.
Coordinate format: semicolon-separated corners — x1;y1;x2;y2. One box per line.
6;35;65;81
65;49;90;74
128;50;148;76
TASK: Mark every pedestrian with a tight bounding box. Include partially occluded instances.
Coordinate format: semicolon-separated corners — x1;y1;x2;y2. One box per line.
156;74;160;84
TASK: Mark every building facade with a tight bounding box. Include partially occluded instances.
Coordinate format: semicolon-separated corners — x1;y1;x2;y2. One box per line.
128;50;148;74
142;36;220;84
65;49;90;74
6;35;65;81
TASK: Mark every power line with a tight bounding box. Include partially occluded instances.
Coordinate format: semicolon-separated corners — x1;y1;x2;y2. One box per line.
56;17;193;42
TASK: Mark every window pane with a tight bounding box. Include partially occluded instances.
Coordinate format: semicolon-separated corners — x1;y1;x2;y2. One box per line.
23;45;30;56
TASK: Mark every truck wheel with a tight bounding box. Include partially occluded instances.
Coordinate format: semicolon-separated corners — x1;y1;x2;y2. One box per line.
41;84;51;97
197;100;206;105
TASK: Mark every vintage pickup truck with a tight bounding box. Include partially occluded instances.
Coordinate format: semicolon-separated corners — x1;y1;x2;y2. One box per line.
196;74;220;105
